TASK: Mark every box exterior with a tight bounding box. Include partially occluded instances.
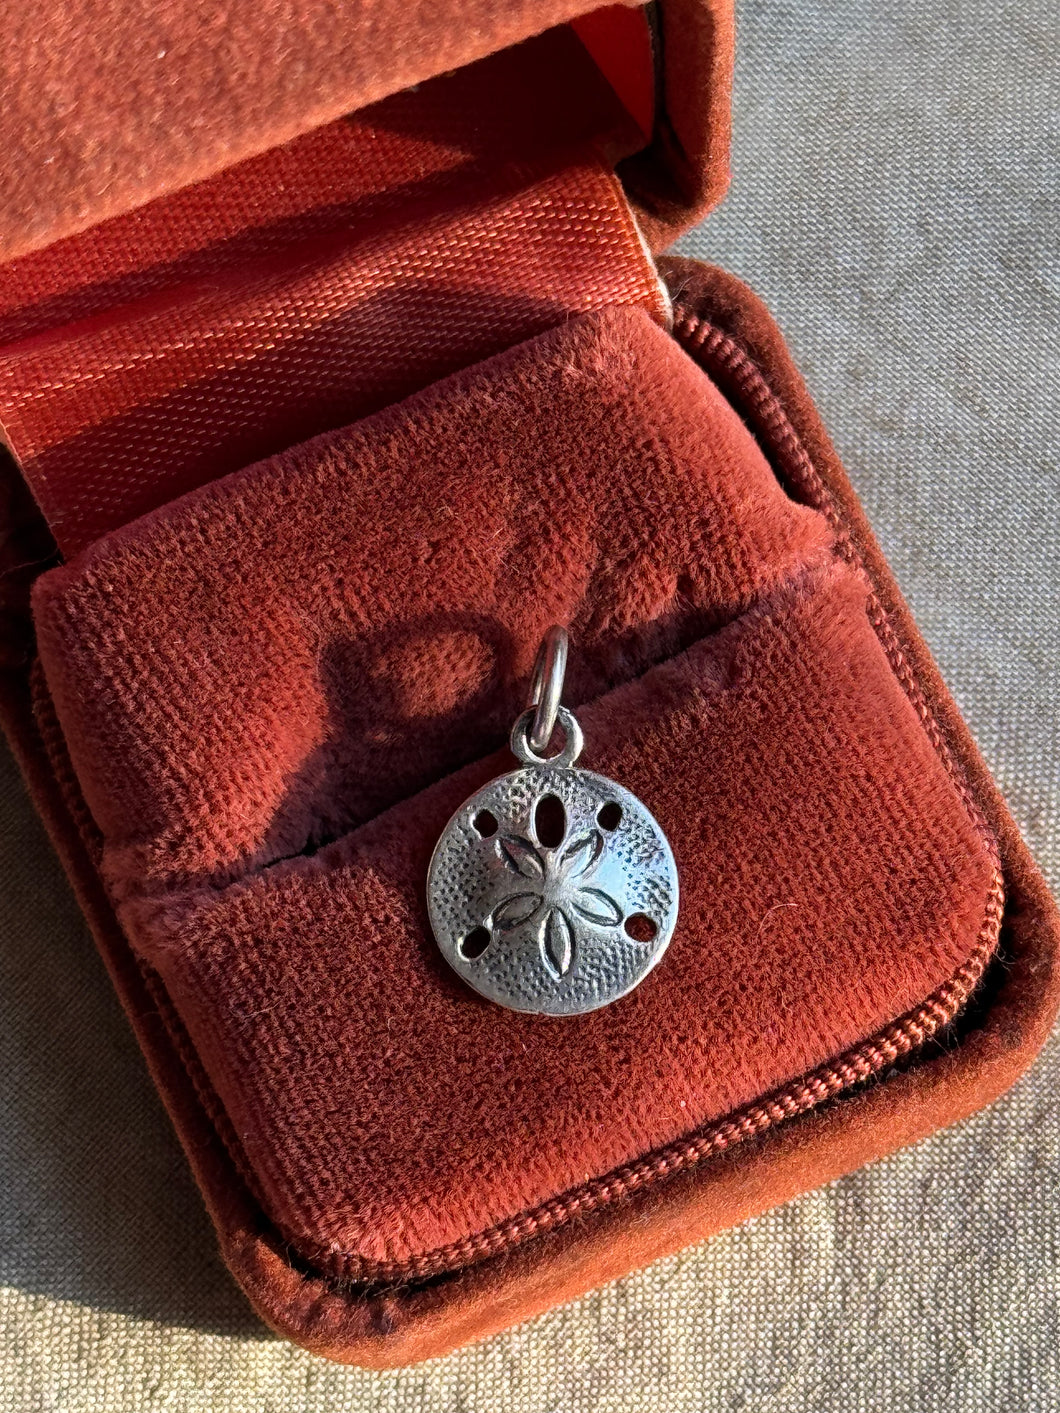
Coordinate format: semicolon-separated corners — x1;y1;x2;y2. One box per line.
0;0;1055;1367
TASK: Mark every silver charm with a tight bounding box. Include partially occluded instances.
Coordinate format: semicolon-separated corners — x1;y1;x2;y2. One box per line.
428;627;679;1015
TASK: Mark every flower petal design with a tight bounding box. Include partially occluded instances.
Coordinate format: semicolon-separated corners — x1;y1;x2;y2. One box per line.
558;829;603;881
492;892;541;929
541;907;574;979
571;887;623;927
498;835;545;881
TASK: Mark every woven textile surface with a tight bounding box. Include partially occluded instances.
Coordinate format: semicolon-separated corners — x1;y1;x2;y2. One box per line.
2;0;1057;1407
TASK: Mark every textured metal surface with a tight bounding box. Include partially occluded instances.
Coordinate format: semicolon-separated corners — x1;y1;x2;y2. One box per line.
427;751;679;1016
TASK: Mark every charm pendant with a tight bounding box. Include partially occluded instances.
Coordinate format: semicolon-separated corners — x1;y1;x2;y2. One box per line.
428;627;679;1016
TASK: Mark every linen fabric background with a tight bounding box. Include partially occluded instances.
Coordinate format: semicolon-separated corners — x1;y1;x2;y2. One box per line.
2;0;1057;1407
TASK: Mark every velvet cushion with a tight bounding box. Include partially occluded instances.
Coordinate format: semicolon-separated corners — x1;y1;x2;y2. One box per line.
32;305;999;1281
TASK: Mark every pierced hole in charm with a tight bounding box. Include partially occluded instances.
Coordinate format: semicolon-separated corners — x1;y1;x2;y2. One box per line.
597;801;623;832
472;809;499;838
534;793;566;849
459;926;492;959
624;913;657;943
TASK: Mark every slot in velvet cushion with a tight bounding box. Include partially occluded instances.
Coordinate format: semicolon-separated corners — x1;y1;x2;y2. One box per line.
31;305;997;1278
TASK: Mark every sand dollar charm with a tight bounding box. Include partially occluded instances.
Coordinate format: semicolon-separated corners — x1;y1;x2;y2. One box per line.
428;628;678;1016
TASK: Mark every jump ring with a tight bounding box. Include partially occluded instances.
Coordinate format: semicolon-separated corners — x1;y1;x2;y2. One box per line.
527;625;569;754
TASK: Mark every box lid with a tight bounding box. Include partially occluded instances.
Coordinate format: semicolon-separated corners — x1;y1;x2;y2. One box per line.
0;0;732;260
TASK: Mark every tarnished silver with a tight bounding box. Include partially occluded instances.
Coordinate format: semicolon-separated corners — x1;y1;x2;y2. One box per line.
427;636;679;1016
527;625;569;754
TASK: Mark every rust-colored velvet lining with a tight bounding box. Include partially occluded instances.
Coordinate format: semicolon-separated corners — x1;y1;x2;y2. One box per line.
0;0;731;261
33;305;1000;1280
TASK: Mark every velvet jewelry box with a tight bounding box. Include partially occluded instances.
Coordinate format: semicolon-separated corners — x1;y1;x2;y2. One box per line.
1;0;1057;1368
